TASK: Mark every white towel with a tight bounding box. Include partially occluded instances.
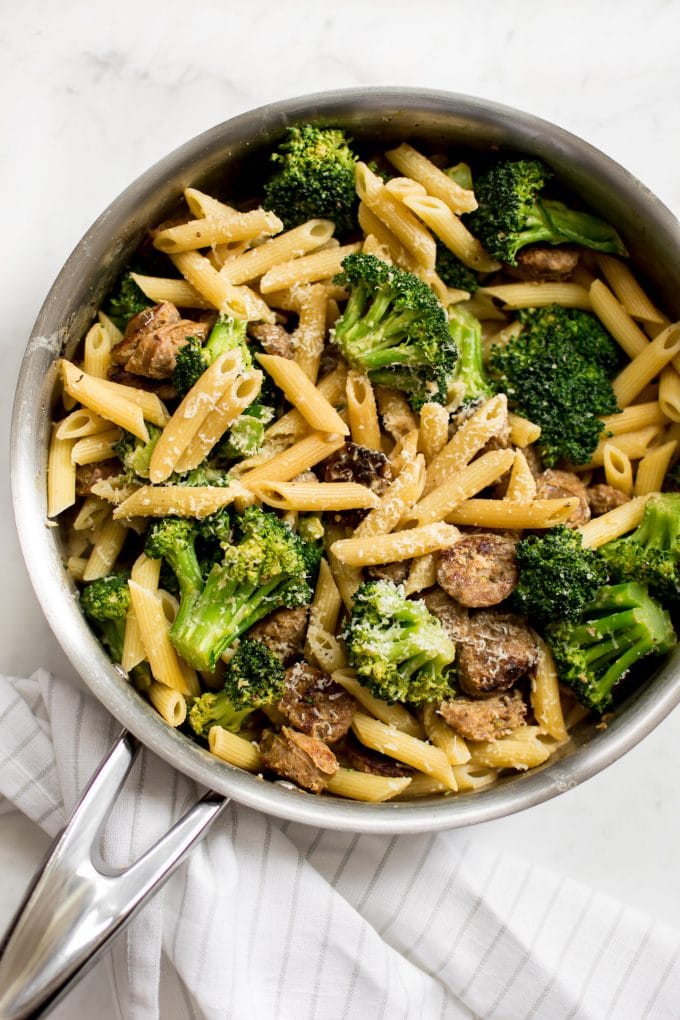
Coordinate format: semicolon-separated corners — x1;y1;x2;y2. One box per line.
0;672;678;1020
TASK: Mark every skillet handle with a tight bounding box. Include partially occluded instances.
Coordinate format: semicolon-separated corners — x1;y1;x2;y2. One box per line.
0;730;227;1020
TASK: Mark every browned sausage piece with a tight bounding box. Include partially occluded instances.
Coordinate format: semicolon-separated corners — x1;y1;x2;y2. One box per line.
511;246;580;281
438;694;527;741
344;735;414;777
278;663;356;743
586;483;631;516
125;320;210;378
248;323;295;359
366;562;410;583
75;459;122;497
246;606;309;664
419;588;470;644
112;302;180;365
458;611;538;697
535;469;591;527
259;727;337;793
437;534;518;608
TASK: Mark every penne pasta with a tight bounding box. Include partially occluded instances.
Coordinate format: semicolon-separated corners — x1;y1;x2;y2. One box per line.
71;428;122;466
407;448;515;526
403;552;438;596
331;521;461;566
599;402;667;436
325;769;412;802
355;454;426;538
291;283;328;382
346;371;381;450
148;682;187;727
130;272;214;310
424;394;508;494
209;725;261;771
239;432;346;489
172;370;263;473
252;480;379;512
355;162;437;269
128;580;199;697
634;440;677;496
421;705;471;766
418;402;449;463
385;143;477;214
508;412;541;448
83;322;112;379
259;242;361;293
401;191;499;272
332;670;425;738
468;726;553;770
603;444;633;496
595;255;664;323
447;497;579;529
264;364;347;443
82;518;128;582
113;483;246;520
531;636;568;742
579;495;650;548
480;283;592;310
60;360;150;442
170;251;275;322
220;220;335;284
589;278;650;358
153;208;282;253
612;323;680;407
256;354;348;435
504;450;537;502
47;425;76;518
55;408;110;441
351;712;456;789
584;426;662;469
658;365;680;423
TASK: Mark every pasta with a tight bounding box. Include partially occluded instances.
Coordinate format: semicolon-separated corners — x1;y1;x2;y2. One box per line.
51;126;680;807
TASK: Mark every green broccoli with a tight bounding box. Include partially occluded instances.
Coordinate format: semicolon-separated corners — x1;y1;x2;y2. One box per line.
444;162;473;191
513;526;609;625
103;272;152;331
113;426;162;479
446;304;493;406
435;242;479;293
169;506;314;672
172;314;253;396
546;582;676;713
488;308;619;466
188;639;285;738
516;305;621;375
264;124;358;234
79;574;153;693
146;511;233;604
218;403;274;460
599;494;680;602
467;159;627;265
344;580;457;704
332;253;457;410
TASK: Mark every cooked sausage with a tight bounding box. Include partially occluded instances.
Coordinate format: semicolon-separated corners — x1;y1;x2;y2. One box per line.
366;561;410;583
587;483;631;516
278;662;355;743
438;694;527;741
510;246;579;281
419;587;470;644
324;442;392;492
112;301;210;379
437;534;518;608
535;469;591;527
75;459;122;497
259;727;337;793
248;323;294;359
344;735;414;777
246;606;309;664
458;610;538;697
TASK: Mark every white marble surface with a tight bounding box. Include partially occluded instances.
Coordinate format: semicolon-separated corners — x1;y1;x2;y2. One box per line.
3;0;680;996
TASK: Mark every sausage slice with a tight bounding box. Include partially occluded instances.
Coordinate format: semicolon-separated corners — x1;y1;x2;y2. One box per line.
438;694;527;741
259;727;337;793
458;611;538;697
278;662;355;743
535;469;590;527
437;534;518;608
246;606;309;664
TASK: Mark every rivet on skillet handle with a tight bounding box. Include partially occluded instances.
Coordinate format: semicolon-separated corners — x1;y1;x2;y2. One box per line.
0;730;227;1020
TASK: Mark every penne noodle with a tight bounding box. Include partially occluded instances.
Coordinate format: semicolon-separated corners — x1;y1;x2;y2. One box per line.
113;483;246;520
351;712;456;790
209;726;261;772
357;202;418;270
60;360;149;442
658;365;680;423
98;311;123;347
355;162;437;269
259;242;361;293
66;556;88;582
355;454;426;539
584;426;662;469
56;408;110;441
172;370;263;473
508;412;541;447
385;143;478;214
603;444;633;496
220;220;335;284
421;705;471;766
424;394;508;494
83;322;112;379
325;768;412;802
47;425;76;518
256;354;348;435
634;440;677;496
589;279;650;358
94;378;169;427
346;371;381;450
153;208;282;253
468;726;552;771
130;272;214;310
292;283;328;382
403;552;438;596
239;432;346;489
82;518;128;582
402;191;499;272
128;581;199;697
148;682;187;727
447;497;579;529
407;448;515;526
252;480;379;512
612;323;680;407
418;402;449;463
331;521;461;567
579;495;650;548
304;625;347;674
599;402;667;436
504;450;537;502
122;553;161;672
531;636;568;742
73;496;109;533
479;283;592;310
595;255;664;323
264;365;347;444
71;428;122;466
170;251;275;322
389;428;420;476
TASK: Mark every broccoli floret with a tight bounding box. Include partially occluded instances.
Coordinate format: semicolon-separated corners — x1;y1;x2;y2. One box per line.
218;403;274;460
599;494;680;602
345;580;456;704
445;162;473;191
332;253;457;410
172;315;252;396
435;242;479;293
488;310;619;466
467;159;627;265
297;513;325;545
513;526;609;625
546;582;676;713
80;573;131;662
264;124;358;234
144;517;204;597
446;304;493;406
169;506;314;672
516;306;621;375
188;638;285;738
113;426;162;479
103;272;152;331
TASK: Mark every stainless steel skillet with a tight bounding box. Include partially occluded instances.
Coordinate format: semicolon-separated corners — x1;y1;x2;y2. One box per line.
4;88;680;1018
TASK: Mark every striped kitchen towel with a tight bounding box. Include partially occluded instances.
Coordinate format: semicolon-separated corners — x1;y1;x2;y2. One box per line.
0;671;678;1020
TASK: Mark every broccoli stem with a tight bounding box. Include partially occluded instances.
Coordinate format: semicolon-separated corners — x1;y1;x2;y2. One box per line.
542;200;628;253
